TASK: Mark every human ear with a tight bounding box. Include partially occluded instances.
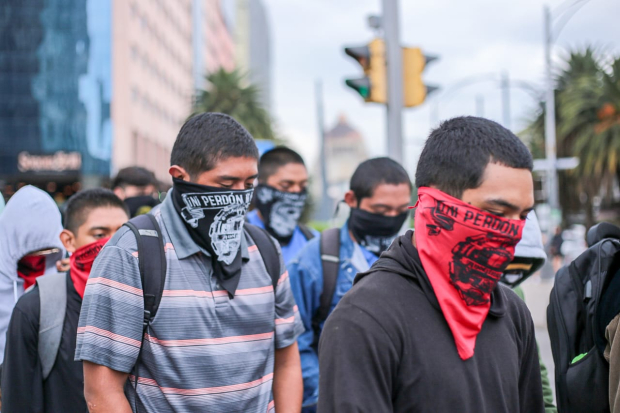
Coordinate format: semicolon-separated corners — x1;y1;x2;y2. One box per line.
59;230;77;253
344;190;358;209
169;165;190;181
113;187;126;200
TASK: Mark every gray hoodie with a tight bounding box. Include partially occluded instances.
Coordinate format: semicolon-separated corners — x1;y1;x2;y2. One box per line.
0;186;64;363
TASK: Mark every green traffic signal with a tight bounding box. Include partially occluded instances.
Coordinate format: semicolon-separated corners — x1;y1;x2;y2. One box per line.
345;78;371;99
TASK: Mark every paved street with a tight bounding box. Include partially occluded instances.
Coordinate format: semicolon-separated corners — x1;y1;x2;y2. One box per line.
521;276;555;402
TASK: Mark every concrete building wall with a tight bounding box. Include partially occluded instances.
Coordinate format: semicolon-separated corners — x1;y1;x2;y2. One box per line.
112;0;194;184
205;0;236;74
112;0;235;184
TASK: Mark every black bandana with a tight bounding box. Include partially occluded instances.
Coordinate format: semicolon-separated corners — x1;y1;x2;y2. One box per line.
124;195;160;217
171;178;253;296
254;184;308;245
348;208;409;256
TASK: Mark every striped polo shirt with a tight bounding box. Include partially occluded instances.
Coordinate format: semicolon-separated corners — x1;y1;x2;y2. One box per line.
75;192;304;412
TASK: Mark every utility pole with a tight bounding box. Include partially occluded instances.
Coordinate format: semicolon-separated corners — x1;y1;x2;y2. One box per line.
382;0;403;163
315;80;332;221
544;5;560;221
475;95;485;117
501;71;511;130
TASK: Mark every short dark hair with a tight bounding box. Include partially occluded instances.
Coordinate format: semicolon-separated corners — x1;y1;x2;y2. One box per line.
170;112;259;178
350;157;412;201
258;147;306;183
112;166;157;190
415;116;533;198
63;189;129;233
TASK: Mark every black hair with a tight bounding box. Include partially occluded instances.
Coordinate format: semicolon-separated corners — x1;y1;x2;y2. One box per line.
112;166;157;190
415;116;533;198
63;188;129;233
170;112;259;178
350;157;412;201
258;146;306;183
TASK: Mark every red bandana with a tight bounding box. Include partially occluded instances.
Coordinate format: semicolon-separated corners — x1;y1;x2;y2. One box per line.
413;187;525;360
70;237;109;299
17;255;46;290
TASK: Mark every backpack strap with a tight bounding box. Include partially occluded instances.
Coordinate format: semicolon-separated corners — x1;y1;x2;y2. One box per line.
123;214;167;411
123;214;167;329
37;272;67;380
313;228;341;336
244;224;280;291
298;224;316;241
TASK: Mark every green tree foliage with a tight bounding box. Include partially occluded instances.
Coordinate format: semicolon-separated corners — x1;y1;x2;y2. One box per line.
192;69;276;141
522;48;620;226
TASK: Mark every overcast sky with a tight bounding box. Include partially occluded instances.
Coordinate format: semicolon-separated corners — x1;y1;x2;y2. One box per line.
262;0;620;177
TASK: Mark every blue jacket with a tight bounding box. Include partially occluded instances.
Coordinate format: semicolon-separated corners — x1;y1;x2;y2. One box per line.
287;222;378;408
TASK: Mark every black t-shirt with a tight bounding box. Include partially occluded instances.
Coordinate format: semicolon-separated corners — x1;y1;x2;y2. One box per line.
318;233;545;413
1;273;86;413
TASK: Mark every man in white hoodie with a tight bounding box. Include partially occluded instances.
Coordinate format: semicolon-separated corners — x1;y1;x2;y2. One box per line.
0;186;64;365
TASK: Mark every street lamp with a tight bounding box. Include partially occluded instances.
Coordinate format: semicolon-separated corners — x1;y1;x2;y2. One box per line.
543;0;591;227
430;73;542;127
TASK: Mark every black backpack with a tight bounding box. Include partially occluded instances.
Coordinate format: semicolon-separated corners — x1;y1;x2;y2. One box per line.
123;214;282;410
547;222;620;413
310;227;341;349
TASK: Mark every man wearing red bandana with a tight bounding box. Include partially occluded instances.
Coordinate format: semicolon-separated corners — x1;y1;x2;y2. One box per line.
1;189;128;413
318;116;545;413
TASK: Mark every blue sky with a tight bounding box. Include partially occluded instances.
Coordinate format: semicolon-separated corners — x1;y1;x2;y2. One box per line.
263;0;620;177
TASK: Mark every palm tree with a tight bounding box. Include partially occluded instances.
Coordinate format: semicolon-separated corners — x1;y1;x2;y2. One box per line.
522;48;620;226
192;69;276;141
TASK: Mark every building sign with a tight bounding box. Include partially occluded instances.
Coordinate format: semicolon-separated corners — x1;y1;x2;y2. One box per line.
17;151;82;173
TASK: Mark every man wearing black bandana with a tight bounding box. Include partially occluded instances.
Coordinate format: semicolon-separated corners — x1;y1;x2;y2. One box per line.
112;166;160;217
247;147;318;264
77;113;304;413
287;157;411;412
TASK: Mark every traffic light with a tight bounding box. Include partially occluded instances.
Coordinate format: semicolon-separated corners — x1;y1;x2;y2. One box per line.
402;47;439;107
344;38;387;104
344;40;439;107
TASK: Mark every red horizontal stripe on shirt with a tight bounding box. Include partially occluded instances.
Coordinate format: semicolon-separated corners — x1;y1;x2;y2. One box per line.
146;331;274;347
77;326;142;347
275;316;295;325
130;373;274;396
87;277;143;296
277;271;289;286
162;285;273;298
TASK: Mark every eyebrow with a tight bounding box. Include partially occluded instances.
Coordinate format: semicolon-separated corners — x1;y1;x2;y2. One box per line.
279;179;308;184
370;202;411;209
89;226;111;232
486;199;535;213
219;174;259;181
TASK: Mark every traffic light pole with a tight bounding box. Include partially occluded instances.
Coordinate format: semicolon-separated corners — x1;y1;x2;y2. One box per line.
382;0;403;163
315;79;332;221
543;5;559;220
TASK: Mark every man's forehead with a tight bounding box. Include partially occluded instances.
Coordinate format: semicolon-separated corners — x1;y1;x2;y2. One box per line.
367;183;411;202
477;164;534;207
270;162;308;180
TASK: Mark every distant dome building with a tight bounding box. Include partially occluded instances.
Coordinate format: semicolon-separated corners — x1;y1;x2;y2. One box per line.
313;114;369;220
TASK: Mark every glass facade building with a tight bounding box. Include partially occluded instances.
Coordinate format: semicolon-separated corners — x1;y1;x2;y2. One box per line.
0;0;112;180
